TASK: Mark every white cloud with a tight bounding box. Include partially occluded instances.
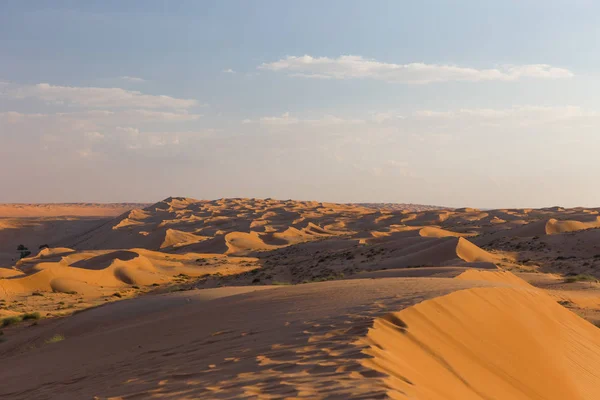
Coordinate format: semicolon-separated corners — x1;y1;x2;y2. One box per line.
147;134;180;147
112;127;211;150
413;110;455;118
116;126;140;136
120;76;146;82
115;127;142;149
85;131;104;140
6;83;199;109
312;115;365;126
260;55;574;84
77;148;93;158
244;112;365;126
53;109;201;122
414;106;596;120
0;111;47;122
0;109;200;129
369;112;406;123
222;69;236;74
258;112;300;125
123;109;201;121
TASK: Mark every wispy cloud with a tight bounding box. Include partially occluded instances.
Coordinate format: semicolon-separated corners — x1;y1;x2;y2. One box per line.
119;76;146;82
243;112;365;126
2;109;201;125
4;82;199;109
257;112;300;125
260;55;574;84
120;109;202;121
0;111;47;121
114;127;211;150
240;106;598;136
222;69;236;74
369;111;406;123
413;106;596;120
84;131;105;140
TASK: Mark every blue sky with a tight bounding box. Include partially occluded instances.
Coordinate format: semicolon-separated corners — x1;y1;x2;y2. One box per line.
1;1;599;207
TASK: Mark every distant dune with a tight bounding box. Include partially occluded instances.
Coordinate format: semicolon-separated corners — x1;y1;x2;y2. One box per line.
0;203;149;217
354;202;449;212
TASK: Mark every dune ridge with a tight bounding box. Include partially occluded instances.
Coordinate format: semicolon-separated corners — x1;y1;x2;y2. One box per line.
362;272;600;399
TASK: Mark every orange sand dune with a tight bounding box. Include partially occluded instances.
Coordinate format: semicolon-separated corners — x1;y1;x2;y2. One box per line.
3;269;598;399
418;226;473;238
0;247;257;303
2;197;600;399
0;277;497;400
225;231;277;255
402;210;452;226
545;216;600;234
455;237;499;263
455;268;532;287
373;236;500;270
475;216;599;245
363;285;600;399
0;217;111;267
159;228;207;249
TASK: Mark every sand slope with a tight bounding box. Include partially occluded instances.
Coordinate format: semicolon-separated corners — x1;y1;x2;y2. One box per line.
363;285;600;399
0;277;496;400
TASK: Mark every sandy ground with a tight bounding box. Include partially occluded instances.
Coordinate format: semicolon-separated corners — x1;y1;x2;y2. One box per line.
0;278;497;400
0;203;146;267
0;198;600;399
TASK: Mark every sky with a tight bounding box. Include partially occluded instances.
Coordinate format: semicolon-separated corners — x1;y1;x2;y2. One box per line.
1;0;599;208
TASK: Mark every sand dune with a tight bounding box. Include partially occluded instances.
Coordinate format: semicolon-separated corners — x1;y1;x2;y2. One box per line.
368;236;500;271
160;228;207;249
0;277;498;400
455;268;532;287
492;216;600;238
0;217;109;267
419;226;473;238
2;270;598;399
1;198;600;399
0;247;259;315
545;216;600;234
455;237;498;263
363;285;600;399
225;231;277;255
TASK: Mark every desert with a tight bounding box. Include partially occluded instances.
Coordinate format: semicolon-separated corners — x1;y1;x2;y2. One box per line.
2;2;599;398
1;198;600;399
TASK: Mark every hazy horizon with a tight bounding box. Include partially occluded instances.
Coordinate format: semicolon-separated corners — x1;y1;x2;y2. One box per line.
2;1;599;208
0;196;594;211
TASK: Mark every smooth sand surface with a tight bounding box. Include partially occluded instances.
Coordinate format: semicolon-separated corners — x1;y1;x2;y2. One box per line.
364;285;600;399
0;278;496;400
